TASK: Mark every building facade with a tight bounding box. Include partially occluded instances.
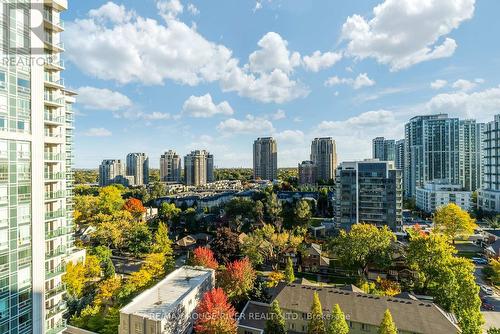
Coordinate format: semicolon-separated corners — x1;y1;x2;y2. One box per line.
459;120;484;192
372;137;396;162
119;266;215;334
478;115;500;213
125;153;149;186
184;150;214;186
0;1;75;333
311;137;337;183
416;180;472;213
335;160;403;231
404;114;461;198
395;139;405;171
404;114;484;198
298;161;317;185
160;150;182;183
99;159;125;187
253;137;277;181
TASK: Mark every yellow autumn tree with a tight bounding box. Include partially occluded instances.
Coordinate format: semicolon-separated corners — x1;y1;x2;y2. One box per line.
433;203;477;243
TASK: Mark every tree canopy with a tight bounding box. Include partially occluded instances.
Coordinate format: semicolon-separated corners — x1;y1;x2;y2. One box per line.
433;203;477;243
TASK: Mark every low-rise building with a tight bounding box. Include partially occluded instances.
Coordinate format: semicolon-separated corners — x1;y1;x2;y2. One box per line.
298;160;317;185
237;283;460;334
416;180;472;213
119;266;215;334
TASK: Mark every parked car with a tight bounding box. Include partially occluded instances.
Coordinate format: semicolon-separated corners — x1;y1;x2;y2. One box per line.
472;257;488;265
481;285;495;296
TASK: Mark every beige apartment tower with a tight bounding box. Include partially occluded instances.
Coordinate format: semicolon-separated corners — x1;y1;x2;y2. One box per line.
184;150;214;186
160;150;182;183
311;137;337;183
253;137;278;181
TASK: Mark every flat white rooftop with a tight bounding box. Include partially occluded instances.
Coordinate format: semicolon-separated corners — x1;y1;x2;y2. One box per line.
120;266;213;319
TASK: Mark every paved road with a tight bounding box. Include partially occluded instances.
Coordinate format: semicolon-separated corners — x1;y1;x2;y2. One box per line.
475;265;500;332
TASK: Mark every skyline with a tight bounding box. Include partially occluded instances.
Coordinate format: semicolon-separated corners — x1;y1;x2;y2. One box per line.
64;0;500;168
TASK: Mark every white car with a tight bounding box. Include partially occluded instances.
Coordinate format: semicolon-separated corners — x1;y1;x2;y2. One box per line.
481;285;494;296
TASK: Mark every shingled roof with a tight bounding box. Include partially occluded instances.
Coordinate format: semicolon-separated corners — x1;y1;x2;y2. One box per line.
273;284;461;334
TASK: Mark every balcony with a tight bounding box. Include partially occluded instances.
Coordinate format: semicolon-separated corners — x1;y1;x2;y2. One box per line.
46;319;67;334
45;58;65;71
45;283;66;299
45;152;65;161
44;93;65;107
45;172;65;181
45;245;67;259
43;12;65;33
46;226;69;239
44;38;65;53
45;301;67;320
44;75;65;89
45;209;65;220
46;265;65;280
45;190;65;201
44;112;65;124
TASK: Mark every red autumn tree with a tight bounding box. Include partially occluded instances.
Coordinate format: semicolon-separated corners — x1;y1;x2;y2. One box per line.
195;288;236;334
218;257;256;301
191;247;219;270
123;198;146;219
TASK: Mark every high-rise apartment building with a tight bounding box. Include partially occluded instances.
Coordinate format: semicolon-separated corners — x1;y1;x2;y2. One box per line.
404;114;461;198
160;150;182;183
459;120;484;192
253;137;278;181
404;114;484;198
99;159;125;187
395;139;405;171
298;161;317;185
478;115;500;213
372;137;396;162
311;137;337;183
184;150;214;186
0;1;75;333
335;160;403;231
126;153;149;186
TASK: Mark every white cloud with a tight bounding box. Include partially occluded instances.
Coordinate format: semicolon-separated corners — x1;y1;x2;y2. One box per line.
253;1;263;12
303;51;342;72
275;130;304;143
452;79;477;92
182;94;234;118
426;86;500;121
82;128;112;137
217;115;275;134
325;73;375;89
89;2;135;24
341;0;475;70
248;32;301;74
272;109;286;120
157;0;183;20
76;86;132;111
66;4;307;104
430;79;447;90
115;110;172;121
187;3;199;15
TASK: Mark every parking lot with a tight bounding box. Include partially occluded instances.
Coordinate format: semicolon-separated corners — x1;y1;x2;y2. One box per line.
475;265;500;332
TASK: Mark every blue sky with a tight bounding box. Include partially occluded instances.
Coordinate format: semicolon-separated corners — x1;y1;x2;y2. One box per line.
63;0;500;168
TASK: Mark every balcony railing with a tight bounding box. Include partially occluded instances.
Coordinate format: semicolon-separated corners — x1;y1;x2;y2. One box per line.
46;265;65;280
45;283;66;299
46;226;69;239
45;152;64;161
44;112;65;123
46;319;67;334
45;301;67;320
45;209;65;220
45;246;66;259
45;190;65;200
45;172;65;181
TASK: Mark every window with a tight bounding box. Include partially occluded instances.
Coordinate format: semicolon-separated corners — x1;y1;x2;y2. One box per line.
0;73;5;89
361;323;370;332
0;186;6;204
17;267;30;287
0;297;8;320
0;207;7;227
0;118;5;130
17;204;30;222
17;142;29;159
0;230;7;250
0;96;6;113
0;141;6;159
18;225;30;245
17;78;30;94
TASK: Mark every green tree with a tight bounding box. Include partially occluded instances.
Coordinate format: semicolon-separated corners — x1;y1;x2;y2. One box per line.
378;309;397;334
90;245;112;263
125;223;152;257
265;300;287;334
327;304;348;334
266;193;283;229
284;257;295;284
103;258;116;279
433;203;477;243
254;200;265;223
149;182;166;201
97;186;125;215
158;202;181;222
211;227;240;264
308;292;326;334
294;199;312;225
487;328;500;334
63;262;86;297
329;223;395;272
153;222;173;255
